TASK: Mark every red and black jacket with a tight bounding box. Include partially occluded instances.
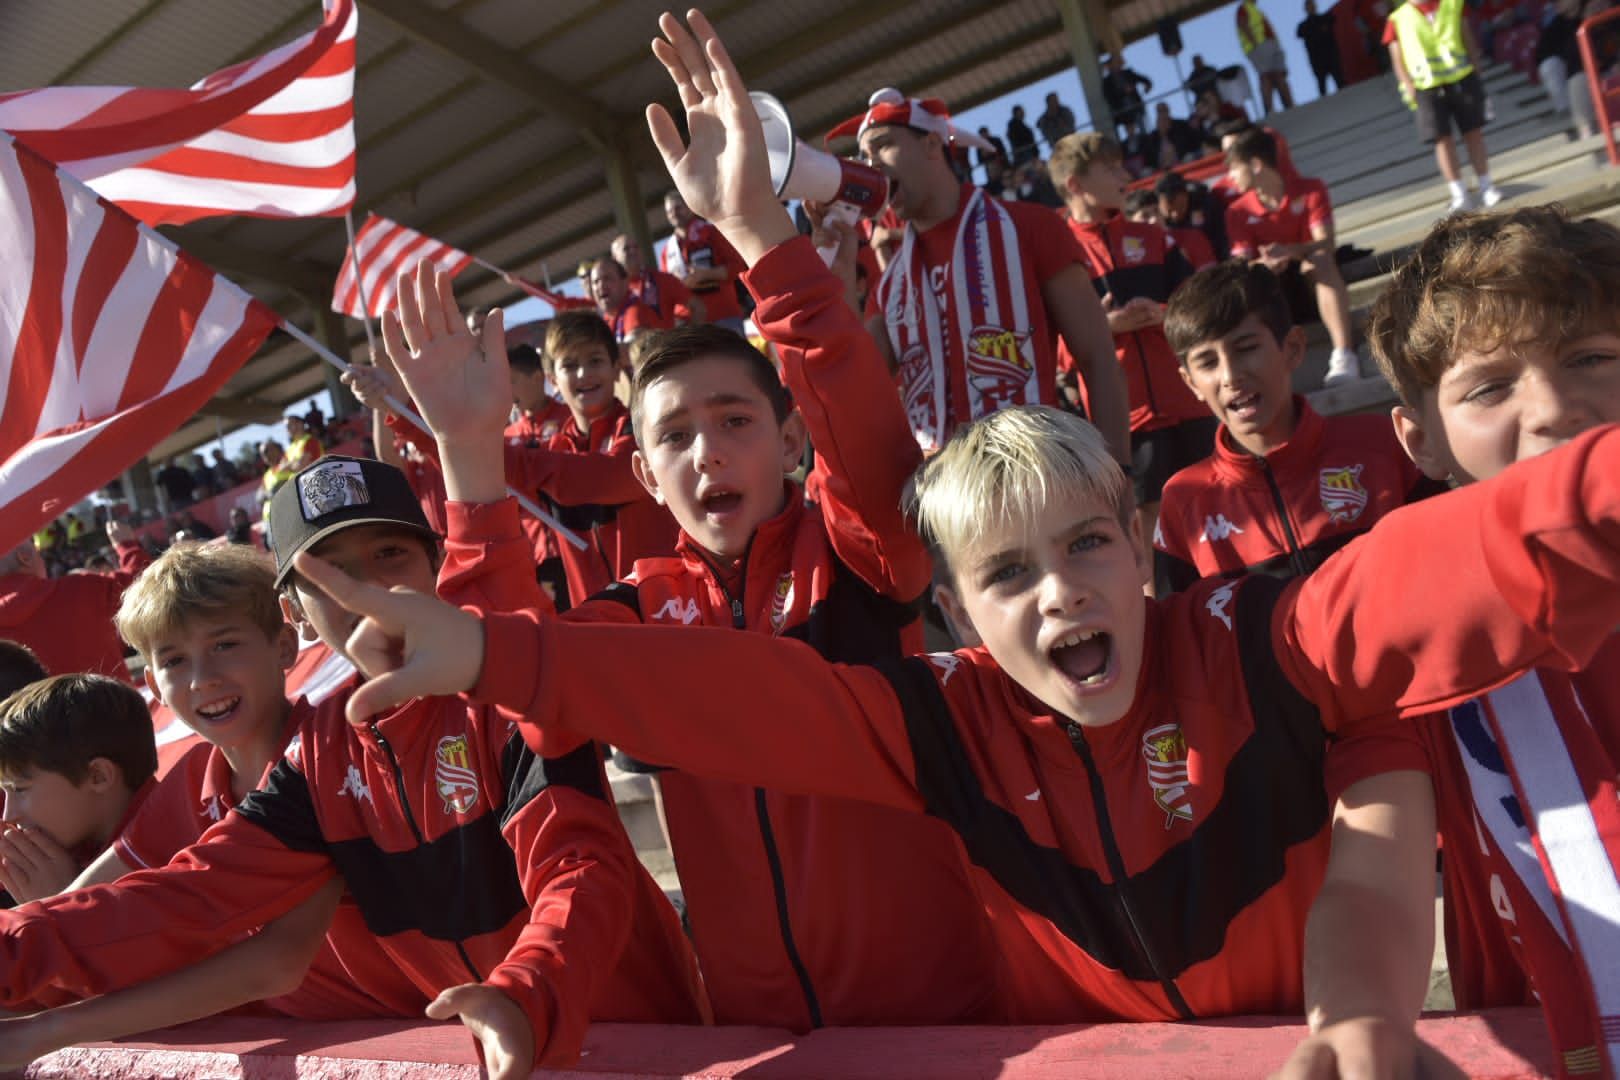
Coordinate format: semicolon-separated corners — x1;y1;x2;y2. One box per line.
0;502;707;1066
447;238;996;1031
474;427;1620;1023
1063;215;1207;433
1154;398;1446;594
503;402;572;567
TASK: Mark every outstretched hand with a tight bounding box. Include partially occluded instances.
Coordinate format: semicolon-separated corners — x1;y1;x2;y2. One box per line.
426;984;536;1080
292;552;484;723
646;9;793;264
381;260;511;447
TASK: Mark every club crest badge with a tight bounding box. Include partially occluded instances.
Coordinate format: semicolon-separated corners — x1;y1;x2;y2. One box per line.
768;572;795;634
1319;464;1369;524
1141;723;1194;827
298;460;370;521
434;734;479;815
1122;236;1147;264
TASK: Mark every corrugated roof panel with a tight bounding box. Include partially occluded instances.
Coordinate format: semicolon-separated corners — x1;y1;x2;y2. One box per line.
61;0;329;88
0;0;153;88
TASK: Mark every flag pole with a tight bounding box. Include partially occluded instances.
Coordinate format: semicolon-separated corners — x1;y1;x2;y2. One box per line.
343;210;380;359
278;317;588;552
541;262;555;291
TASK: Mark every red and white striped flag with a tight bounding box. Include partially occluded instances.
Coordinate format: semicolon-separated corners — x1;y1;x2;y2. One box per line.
0;132;280;556
332;212;473;320
0;0;356;227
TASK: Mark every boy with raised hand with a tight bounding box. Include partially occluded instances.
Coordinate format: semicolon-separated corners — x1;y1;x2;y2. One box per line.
0;452;707;1076
376;10;993;1031
298;377;1620;1028
1223;128;1361;387
1278;207;1620;1080
1048;132;1215;552
0;675;157;905
1153;261;1443;595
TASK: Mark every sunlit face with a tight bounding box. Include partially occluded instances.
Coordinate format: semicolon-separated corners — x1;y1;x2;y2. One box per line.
144;613;296;752
947;492;1149;729
1396;332;1620;484
612;235;644;275
664;193;693;230
1069;158;1132;214
550;343;618;427
632;354;803;561
1226;156;1257;193
1;766;108;852
858;125;939;222
285;525;437;665
590;261;630;312
1179;315;1304;449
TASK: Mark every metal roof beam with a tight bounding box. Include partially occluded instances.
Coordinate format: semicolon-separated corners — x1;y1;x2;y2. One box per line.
359;0;616;149
170;232;334;295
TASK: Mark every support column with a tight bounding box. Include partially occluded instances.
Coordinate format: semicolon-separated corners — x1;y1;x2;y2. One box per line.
312;301;361;419
604;138;653;263
1057;0;1116;137
125;459;158;516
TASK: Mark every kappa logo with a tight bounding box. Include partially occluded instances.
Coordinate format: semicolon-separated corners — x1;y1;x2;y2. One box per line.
1198;514;1245;543
1152;517;1166;549
1141;723;1194;827
201;794;226;822
434;734;479;815
651;597;701;625
768;572;794;635
1121;235;1147;264
1205;582;1238;630
284;732;305;770
1319;464;1369;524
338;764;373;806
929;652;963;684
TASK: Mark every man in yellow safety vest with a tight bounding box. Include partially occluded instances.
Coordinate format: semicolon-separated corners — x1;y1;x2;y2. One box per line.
1384;0;1503;211
1237;0;1296;114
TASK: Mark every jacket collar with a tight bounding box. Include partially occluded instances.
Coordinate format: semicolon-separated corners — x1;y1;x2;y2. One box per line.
1210;395;1323;483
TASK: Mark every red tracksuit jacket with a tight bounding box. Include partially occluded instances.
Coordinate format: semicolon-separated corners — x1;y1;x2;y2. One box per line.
0;540;149;682
473;426;1620;1023
1154;398;1445;594
0;503;707;1065
449;237;997;1030
1063;214;1207;434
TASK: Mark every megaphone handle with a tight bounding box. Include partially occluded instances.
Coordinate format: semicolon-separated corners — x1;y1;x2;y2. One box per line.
815;201;863;267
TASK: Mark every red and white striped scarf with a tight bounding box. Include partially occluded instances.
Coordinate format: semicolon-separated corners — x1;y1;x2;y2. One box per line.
1453;669;1620;1077
879;188;1041;453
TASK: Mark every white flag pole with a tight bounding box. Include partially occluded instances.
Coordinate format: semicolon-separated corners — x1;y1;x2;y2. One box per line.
343;210;381;359
279;317;588;551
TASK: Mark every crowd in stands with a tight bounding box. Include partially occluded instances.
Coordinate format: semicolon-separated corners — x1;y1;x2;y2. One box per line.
2;6;1620;1080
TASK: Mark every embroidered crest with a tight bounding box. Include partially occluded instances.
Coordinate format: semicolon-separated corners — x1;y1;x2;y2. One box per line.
1121;236;1147;264
964;324;1035;414
768;572;794;634
297;460;370;521
1319;465;1369;524
1141;723;1194;827
434;734;479;815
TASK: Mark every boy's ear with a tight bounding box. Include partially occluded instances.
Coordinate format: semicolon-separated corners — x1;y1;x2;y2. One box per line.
1392;403;1452;481
933;582;983;649
84;756;118;794
142;664;164;705
279;591;319;643
1281;326;1307;373
779;410;808;475
630;450;665;505
276;621;299;670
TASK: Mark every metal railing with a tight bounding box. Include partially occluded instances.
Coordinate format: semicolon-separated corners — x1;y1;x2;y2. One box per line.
1578;4;1620;164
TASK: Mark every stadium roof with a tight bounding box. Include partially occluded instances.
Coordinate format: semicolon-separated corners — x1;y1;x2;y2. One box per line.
2;0;1229;461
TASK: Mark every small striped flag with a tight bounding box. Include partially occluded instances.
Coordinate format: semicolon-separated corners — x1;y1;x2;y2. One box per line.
332;212;473;320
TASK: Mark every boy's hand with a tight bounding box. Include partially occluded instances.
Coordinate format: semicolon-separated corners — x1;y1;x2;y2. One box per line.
1272;1019;1467;1080
0;825;79;904
380;260;511;448
646;9;794;265
105;520;134;546
425;984;535;1080
341;362;405;416
291;553;485;723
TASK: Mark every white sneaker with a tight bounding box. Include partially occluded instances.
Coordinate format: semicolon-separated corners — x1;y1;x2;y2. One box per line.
1480;185;1504;208
1448;191;1473;213
1324;348;1361;386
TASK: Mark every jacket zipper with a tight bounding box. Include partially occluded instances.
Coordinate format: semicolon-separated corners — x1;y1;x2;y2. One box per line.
1064;724;1195;1020
370;722;483;983
714;553;824;1028
1257;460;1308;576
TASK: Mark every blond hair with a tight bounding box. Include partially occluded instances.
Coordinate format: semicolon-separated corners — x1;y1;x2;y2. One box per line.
1370;206;1620;407
1047;132;1123;194
907;406;1131;575
116;542;285;659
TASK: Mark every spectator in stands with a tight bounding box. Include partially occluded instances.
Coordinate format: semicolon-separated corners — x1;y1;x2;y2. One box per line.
283;416;322;473
1142;101;1203;169
173;510;215;542
210;449;240;489
1299;0;1347;94
224;507;254;546
660;190;749;335
1125;188;1162;224
976;127;1010;196
1012;159;1065;206
154;459;195;511
1157;171;1229;261
1535;0;1601;137
1223;128;1361;384
1036;92;1079;148
589;257;658;359
1385;0;1503;211
1239;0;1297;113
1186;53;1222;100
611;232;705;329
1102;54;1154;135
1006;104;1038;166
0;520;147;684
257;441;294;521
186;455;215;499
1192;88;1247;148
1473;0;1530;58
302;402;326;443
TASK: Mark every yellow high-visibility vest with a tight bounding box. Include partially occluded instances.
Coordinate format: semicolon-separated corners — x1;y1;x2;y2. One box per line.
1389;0;1474;89
1238;0;1272;53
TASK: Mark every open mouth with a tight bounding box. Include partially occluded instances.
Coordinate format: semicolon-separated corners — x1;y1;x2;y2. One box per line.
194;696;242;723
699;488;744;517
1225;390;1262;421
1050;630;1112;687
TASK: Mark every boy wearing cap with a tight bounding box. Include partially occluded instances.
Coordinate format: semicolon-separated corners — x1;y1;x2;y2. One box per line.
835;87;1131;463
0;455;708;1074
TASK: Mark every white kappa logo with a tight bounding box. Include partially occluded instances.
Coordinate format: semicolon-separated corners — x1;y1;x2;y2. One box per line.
1198;514;1245;543
651;597;701;625
338;764;373;805
1205;582;1238;631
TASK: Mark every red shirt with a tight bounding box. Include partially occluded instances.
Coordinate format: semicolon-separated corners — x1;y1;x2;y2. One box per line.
1168;225;1218;270
0;542;149;683
603;299;657;344
667;218;748;323
629;269;695;329
1225;176;1334;259
504;403;572;566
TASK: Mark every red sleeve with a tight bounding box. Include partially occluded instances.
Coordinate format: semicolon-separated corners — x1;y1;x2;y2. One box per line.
436;499;550;616
0;765;333;1009
1275;425;1620;732
1381;16;1399;44
112;744;210;870
479;732;642;1066
1305;182;1334;233
656;271;693;307
502;426;649;509
744;236;929;601
1323;717;1433;805
471;612;930;814
1226;203;1256;258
